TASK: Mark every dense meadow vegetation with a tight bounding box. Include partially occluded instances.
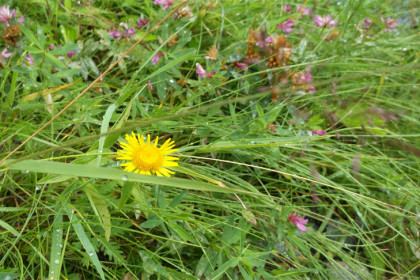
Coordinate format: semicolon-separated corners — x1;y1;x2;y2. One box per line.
0;0;419;279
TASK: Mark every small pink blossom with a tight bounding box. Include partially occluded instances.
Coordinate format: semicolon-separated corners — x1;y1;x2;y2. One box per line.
17;15;24;23
147;80;153;92
123;27;136;38
288;212;309;232
154;0;173;10
363;18;372;29
383;18;398;32
282;5;292;13
48;44;55;50
22;53;34;66
109;30;122;40
265;36;273;44
314;14;339;27
0;48;12;63
137;18;150;28
67;50;76;58
312;130;327;136
151;52;164;65
277;19;295;34
296;5;312;16
236;62;247;70
308;86;316;94
0;5;17;27
196;63;215;79
294;70;313;84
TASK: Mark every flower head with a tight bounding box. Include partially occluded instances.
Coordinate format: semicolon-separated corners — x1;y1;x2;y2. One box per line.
288;212;309;232
383;17;398;32
0;48;12;63
314;14;339;27
154;0;173;10
282;5;292;13
277;19;295;34
296;5;312;16
67;50;76;58
109;30;122;40
123;27;136;38
137;18;150;28
22;53;34;66
151;52;164;65
196;63;215;79
117;132;179;177
312;130;327;136
204;45;218;60
363;18;372;29
0;5;17;27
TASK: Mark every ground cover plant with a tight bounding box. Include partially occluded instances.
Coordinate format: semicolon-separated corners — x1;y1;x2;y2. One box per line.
0;0;419;279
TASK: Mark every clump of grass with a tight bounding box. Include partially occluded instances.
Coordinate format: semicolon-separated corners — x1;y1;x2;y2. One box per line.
0;0;419;279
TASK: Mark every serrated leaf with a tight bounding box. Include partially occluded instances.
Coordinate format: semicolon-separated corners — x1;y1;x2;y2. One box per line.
18;23;41;49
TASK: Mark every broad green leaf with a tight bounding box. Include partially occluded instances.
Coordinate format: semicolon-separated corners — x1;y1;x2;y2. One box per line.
84;184;112;241
211;257;240;280
46;53;67;69
97;104;117;167
22;46;43;53
49;43;78;55
0;220;19;236
140;219;163;229
18;23;42;49
118;181;135;211
9;160;250;194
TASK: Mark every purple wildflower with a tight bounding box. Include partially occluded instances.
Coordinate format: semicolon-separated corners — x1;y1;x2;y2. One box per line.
123;27;136;38
0;5;17;26
296;5;312;16
265;36;273;44
312;130;327;136
282;5;292;13
314;14;339;27
151;52;164;65
137;18;150;28
383;18;398;32
277;19;295;34
196;63;215;79
154;0;173;10
17;15;23;23
288;212;309;232
294;70;313;84
236;62;248;70
67;50;76;58
109;30;122;40
22;53;34;66
363;18;372;29
0;48;12;63
48;44;54;50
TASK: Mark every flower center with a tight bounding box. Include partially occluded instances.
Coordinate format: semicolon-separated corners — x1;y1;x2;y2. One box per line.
132;144;163;171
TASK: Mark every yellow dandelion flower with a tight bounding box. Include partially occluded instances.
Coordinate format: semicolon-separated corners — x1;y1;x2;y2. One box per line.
117;132;179;177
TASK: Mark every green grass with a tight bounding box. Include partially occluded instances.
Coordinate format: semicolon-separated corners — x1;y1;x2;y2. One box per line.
0;0;419;279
